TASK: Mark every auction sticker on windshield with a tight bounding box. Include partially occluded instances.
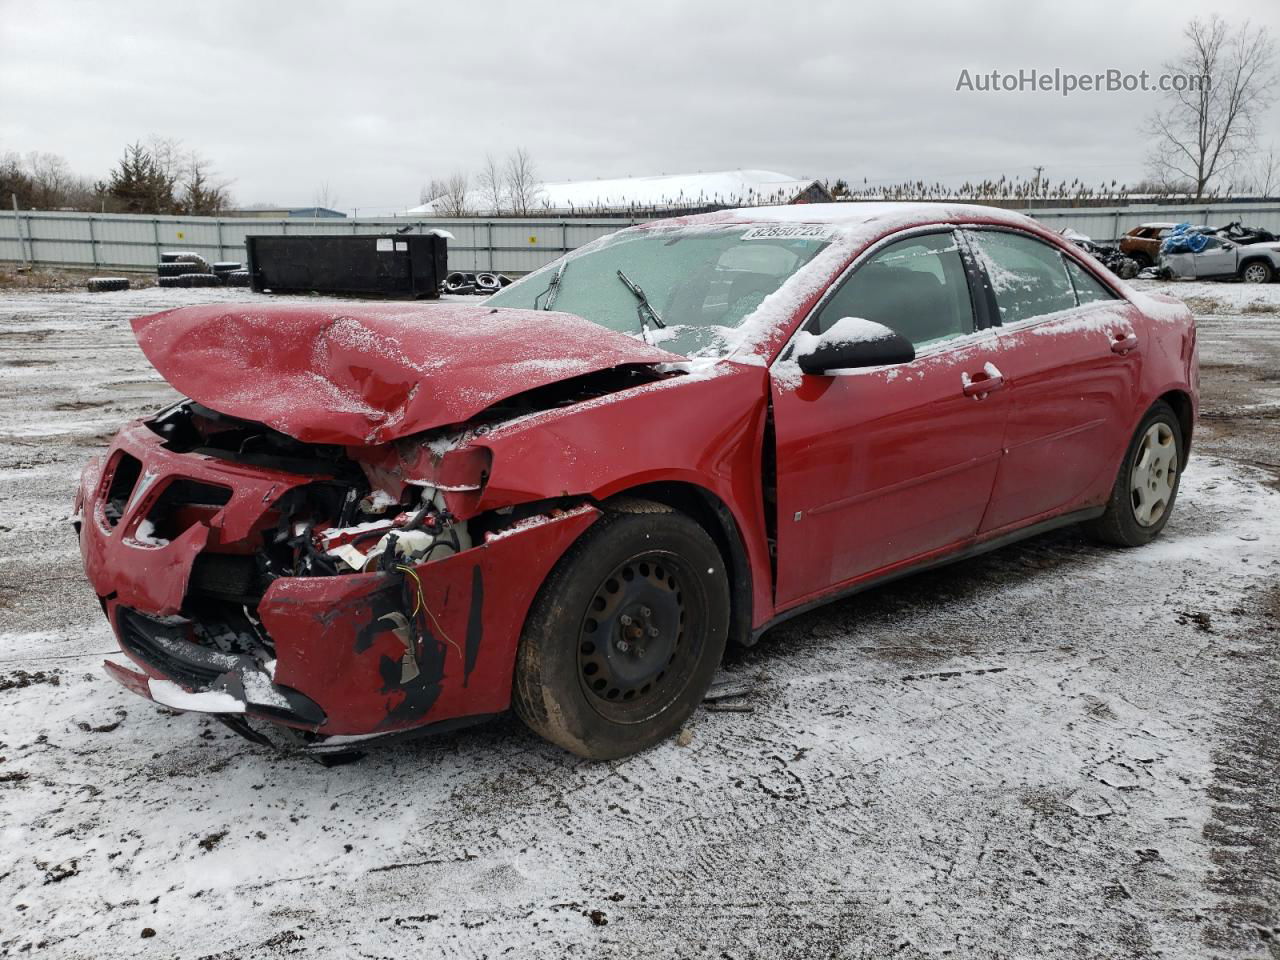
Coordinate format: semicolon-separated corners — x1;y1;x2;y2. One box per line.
740;224;835;241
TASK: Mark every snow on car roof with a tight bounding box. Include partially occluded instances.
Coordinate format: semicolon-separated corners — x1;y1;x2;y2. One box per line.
638;200;1038;231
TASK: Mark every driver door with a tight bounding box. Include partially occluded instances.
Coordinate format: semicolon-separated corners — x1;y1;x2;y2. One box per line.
770;230;1009;610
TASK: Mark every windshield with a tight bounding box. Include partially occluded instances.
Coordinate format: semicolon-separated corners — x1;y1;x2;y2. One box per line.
485;224;832;357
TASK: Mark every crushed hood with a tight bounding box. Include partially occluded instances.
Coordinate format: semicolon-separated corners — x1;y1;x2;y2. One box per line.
132;303;684;445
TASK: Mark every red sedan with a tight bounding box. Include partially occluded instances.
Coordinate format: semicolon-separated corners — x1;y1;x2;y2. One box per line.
75;203;1198;759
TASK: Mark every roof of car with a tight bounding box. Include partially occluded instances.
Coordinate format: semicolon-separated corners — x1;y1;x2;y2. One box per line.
647;201;1038;231
1138;222;1178;228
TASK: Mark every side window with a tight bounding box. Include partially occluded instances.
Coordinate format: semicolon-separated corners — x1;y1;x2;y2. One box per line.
815;232;975;349
1064;258;1118;306
968;230;1077;325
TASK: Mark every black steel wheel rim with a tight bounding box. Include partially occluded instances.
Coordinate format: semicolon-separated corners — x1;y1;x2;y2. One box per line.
576;551;702;723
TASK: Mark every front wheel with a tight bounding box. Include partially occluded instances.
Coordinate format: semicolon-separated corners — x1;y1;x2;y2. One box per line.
1084;401;1184;547
512;501;730;759
1240;260;1274;284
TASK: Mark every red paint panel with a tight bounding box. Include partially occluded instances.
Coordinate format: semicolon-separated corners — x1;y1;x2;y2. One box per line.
772;339;1009;608
424;366;777;627
260;507;600;735
77;422;314;615
131;304;682;445
980;306;1143;533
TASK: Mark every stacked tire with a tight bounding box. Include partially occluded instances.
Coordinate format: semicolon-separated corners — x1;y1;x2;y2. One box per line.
155;252;249;288
444;271;512;295
159;251;211;271
159;273;223;288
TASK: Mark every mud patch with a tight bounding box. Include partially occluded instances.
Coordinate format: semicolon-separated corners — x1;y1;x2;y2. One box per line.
0;669;61;692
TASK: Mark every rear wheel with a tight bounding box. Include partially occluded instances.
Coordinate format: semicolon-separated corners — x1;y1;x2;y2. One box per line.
512;501;729;759
1084;401;1183;547
1127;251;1152;268
1241;260;1274;284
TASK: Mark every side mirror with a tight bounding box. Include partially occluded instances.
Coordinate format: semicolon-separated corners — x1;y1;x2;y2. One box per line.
794;318;915;374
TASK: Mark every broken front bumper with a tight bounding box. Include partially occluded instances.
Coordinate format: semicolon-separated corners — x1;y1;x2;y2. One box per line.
78;421;600;738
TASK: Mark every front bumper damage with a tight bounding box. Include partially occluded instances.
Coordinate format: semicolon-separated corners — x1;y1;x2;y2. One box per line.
77;419;599;749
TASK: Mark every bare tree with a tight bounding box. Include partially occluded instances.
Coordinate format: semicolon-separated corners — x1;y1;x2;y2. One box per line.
313;181;338;211
146;135;186;186
476;153;505;214
1245;143;1280;196
178;152;232;215
434;171;470;217
24;152;74;208
504;147;541;215
419;178;448;207
1145;16;1277;197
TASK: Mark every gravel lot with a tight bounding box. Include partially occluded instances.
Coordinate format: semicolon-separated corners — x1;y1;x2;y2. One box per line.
0;280;1277;959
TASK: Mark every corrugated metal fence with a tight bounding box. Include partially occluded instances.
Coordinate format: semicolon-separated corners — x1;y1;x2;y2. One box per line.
0;211;640;275
4;203;1279;275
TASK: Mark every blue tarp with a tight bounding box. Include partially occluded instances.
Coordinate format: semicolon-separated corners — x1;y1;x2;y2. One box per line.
1161;223;1210;254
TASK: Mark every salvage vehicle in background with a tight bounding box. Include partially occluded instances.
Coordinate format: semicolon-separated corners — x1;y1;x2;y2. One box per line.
75;203;1199;760
1162;233;1280;283
1060;228;1139;278
1119;222;1177;268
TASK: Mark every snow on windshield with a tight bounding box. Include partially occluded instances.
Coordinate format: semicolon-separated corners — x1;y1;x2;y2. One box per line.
485;224;833;359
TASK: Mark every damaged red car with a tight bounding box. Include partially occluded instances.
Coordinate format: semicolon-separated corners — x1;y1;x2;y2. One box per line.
75;203;1199;759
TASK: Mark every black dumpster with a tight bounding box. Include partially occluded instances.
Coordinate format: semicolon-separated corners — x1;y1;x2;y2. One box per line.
244;233;448;299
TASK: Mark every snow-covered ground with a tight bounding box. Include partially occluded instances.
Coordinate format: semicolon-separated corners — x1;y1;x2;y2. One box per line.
0;280;1277;958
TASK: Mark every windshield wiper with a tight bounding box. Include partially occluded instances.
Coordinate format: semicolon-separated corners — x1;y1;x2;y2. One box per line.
534;260;567;310
616;269;666;330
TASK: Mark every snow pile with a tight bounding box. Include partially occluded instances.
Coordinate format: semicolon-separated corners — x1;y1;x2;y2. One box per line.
146;676;244;713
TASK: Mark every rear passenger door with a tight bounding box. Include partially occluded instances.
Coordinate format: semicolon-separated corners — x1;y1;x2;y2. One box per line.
964;229;1144;533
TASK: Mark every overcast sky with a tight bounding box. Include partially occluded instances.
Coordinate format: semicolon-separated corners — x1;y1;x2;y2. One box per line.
2;0;1277;214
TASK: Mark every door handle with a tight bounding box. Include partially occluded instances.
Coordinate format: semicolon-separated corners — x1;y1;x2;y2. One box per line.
1110;331;1139;354
962;362;1005;399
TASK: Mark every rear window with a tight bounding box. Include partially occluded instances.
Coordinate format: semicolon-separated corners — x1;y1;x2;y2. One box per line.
967;230;1077;324
1064;258;1118;306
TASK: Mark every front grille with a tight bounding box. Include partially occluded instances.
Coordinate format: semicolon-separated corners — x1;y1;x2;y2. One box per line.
189;554;257;601
116;608;235;688
103;453;142;527
114;607;326;726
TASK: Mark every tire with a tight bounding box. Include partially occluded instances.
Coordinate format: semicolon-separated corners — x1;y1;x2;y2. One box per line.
225;270;251;287
182;273;222;287
1240;260;1274;284
512;501;730;759
87;277;130;292
475;272;501;294
157;262;194;278
1127;251;1152;269
1084;401;1184;547
160;252;209;270
212;261;242;272
157;276;184;288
